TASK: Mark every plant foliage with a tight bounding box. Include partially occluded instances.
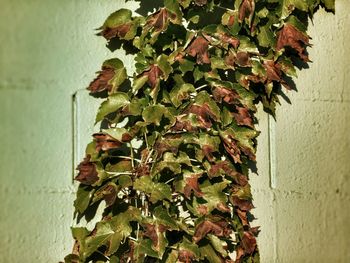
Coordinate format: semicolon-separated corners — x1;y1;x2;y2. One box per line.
64;0;334;262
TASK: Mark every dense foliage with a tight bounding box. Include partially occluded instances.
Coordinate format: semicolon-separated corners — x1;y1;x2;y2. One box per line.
64;0;334;262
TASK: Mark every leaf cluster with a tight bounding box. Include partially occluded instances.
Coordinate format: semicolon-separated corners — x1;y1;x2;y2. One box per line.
64;0;334;262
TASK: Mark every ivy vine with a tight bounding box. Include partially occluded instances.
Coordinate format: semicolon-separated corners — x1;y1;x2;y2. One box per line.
63;0;335;262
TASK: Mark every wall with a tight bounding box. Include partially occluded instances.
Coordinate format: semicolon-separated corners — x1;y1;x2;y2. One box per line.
0;1;349;262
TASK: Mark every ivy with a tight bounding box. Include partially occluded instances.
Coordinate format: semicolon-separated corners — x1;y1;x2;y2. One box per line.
64;0;335;262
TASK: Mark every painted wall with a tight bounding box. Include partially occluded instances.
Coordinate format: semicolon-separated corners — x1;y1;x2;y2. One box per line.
0;1;349;262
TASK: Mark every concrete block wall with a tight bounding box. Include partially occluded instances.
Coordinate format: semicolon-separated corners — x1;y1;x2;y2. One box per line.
0;1;349;262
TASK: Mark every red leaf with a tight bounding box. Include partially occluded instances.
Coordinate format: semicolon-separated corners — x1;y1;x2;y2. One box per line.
238;0;255;23
276;24;310;62
233;106;254;128
75;156;99;185
212;87;240;104
188;103;217;128
143;223;168;250
208;160;248;186
186;36;211;64
179;250;196;263
146;8;170;32
222;136;242;164
88;67;115;94
99;23;132;40
217;33;240;48
184;175;204;199
241;231;257;254
231;196;254;211
143;65;163;89
193;220;232;243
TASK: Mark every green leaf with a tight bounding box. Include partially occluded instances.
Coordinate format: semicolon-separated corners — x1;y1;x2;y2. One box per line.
84;206;141;258
280;0;309;19
199;180;229;213
170;84;196;107
257;25;275;48
104;59;127;92
134;176;172;203
157;54;173;80
74;185;93;215
132;75;149;94
102;9;132;28
96;92;129;123
322;0;335;11
133;239;159;259
199;243;223;263
142;104;175;126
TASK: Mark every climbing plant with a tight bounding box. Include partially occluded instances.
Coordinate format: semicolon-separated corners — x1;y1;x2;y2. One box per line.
64;0;335;262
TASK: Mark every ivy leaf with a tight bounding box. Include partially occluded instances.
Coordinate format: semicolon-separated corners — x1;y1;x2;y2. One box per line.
133;239;159;259
74;185;93;215
279;0;309;19
83;206;141;258
186;36;211;64
98;9;140;40
92;182;119;207
220;125;259;163
142;104;175;126
95;92;130;123
193;220;232;243
199;180;230;214
133;176;172;203
276;23;310;62
257;24;275;48
199;243;224;263
170;83;196;107
238;0;255;27
75;156;99;185
178;238;200;262
322;0;335;11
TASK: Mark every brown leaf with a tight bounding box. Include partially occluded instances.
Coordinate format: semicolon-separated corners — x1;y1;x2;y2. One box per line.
276;24;310;62
236;209;249;226
99;23;132;40
143;65;163;89
217;202;231;213
241;231;257;254
134;164;150;177
184;175;204;199
146;8;170;32
193;220;232;243
93;133;122;152
100;184;118;207
197;205;209;215
143;223;167;251
233;106;253;128
179;250;195;263
188;103;217;128
238;0;255;24
217;33;240;48
236;52;251;67
222;136;242;163
212;87;240;104
88;67;115;94
75;156;99;185
172;115;198;132
208;160;248;186
231;196;254;211
186;36;211;64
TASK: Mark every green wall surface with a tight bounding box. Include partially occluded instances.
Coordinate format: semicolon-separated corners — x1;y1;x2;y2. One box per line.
0;1;349;262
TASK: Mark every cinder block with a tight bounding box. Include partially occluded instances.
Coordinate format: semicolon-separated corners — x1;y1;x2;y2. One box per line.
274;100;350;195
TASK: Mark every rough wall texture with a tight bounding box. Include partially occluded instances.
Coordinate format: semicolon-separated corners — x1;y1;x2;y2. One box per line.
0;1;349;262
